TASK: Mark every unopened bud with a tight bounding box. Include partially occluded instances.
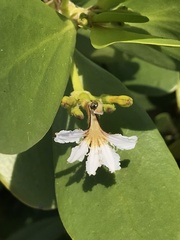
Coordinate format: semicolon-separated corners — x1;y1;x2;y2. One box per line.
70;106;84;120
61;96;76;109
103;104;116;113
103;95;133;107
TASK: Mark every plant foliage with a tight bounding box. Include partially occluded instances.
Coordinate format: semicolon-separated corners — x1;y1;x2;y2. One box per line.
0;0;180;239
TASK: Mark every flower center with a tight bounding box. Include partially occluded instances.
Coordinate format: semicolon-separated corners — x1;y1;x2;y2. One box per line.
84;104;108;147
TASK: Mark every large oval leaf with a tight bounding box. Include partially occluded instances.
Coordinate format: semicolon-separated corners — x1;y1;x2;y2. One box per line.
53;51;180;240
0;0;76;154
0;130;56;209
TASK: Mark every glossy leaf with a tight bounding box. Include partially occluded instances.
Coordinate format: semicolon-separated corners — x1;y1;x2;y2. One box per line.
90;50;178;97
0;0;76;154
90;26;180;49
114;44;180;71
76;32;179;97
162;47;180;62
77;30;180;71
106;57;179;96
92;11;149;23
124;0;180;40
0;131;56;209
91;0;180;48
53;51;180;240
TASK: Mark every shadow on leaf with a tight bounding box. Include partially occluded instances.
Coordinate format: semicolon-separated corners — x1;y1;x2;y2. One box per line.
55;158;130;191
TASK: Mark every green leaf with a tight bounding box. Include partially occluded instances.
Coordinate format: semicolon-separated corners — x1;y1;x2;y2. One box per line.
91;0;180;48
77;29;180;71
114;44;180;71
162;47;180;62
6;217;65;240
53;51;180;240
0;0;76;154
92;11;149;23
76;31;179;97
0;130;56;209
95;0;126;10
154;113;177;137
90;26;180;48
106;57;179;96
124;0;180;41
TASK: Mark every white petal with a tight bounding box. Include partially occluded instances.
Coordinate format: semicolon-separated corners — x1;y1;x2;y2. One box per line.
99;144;121;173
54;129;85;143
67;141;88;163
108;134;137;150
86;147;102;176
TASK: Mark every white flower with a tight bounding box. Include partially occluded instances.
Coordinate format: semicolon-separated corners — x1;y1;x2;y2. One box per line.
54;101;137;175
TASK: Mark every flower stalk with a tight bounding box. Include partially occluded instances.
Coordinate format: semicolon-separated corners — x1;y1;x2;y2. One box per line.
71;62;84;91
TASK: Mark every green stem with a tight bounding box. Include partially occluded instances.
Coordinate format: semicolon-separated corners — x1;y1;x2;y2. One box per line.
71;61;84;91
60;0;70;17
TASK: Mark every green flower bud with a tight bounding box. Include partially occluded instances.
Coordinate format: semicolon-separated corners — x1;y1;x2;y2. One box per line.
61;96;76;109
70;106;84;120
103;104;116;113
102;95;133;107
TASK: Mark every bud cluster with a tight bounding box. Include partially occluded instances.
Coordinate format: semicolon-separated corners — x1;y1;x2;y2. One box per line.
61;90;133;119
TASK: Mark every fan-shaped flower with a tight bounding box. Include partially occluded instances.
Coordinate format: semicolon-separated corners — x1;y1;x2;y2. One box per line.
54;101;137;175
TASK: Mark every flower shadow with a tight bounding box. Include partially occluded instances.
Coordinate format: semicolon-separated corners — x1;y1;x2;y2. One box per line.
121;159;130;168
55;162;85;186
82;168;116;192
82;159;130;191
55;158;130;192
